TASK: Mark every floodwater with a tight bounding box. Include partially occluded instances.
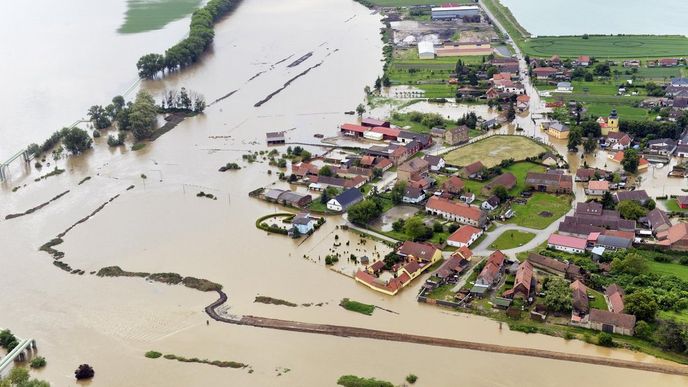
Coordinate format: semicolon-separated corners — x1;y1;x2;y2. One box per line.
1;0;687;386
500;0;688;36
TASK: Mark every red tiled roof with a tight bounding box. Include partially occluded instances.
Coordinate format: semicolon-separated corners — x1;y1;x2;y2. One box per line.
447;225;482;245
426;196;484;222
488;250;506;267
588;180;609;190
341;123;368;133
443;176;464;191
375;158;393;169
463;161;485;175
397;241;439;262
371;126;400;137
403;261;421;275
453;246;473;260
548;234;587;250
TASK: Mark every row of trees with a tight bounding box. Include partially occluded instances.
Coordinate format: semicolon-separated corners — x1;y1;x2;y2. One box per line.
136;0;235;78
27;127;92;157
159;87;206;113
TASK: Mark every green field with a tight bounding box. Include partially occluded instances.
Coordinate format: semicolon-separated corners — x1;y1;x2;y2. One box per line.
484;0;688;59
118;0;201;34
365;0;474;6
509;193;572;230
659;199;688;213
523;35;688;59
647;260;688;282
444;135;548;167
489;230;535;250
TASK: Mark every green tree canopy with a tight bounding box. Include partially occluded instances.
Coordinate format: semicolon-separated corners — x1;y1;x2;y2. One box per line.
544;277;572;313
62;128;93;154
616;200;648;220
624;290;658;322
621;149;640;173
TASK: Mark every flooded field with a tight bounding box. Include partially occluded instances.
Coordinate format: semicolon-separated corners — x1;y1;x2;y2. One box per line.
1;0;687;386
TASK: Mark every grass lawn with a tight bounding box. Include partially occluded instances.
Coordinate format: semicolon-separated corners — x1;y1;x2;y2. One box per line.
489;230;536;250
444;135;548;168
646;260;688;282
509;193;572;230
588;288;607;310
339;298;375;316
427;284;456;301
659;199;687;213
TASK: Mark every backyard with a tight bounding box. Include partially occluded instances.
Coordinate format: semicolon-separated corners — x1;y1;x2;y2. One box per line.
489;230;536;250
444;136;548;167
508;193;572;229
462;161;546;199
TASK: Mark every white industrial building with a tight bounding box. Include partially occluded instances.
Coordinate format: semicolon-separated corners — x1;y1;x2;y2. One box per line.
431;6;480;20
417;41;435;60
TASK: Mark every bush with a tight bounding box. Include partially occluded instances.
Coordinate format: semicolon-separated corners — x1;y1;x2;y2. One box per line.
598;333;614;347
406;374;418;384
145;351;163;359
340;298;375;315
337;375;393;387
75;364;95;380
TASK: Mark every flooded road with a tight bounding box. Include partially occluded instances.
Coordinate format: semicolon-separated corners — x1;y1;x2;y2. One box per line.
1;0;687;386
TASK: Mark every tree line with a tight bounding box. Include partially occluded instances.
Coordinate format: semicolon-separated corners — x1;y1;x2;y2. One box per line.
136;0;235;79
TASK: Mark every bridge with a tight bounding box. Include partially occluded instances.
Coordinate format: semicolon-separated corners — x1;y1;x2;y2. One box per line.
0;338;38;378
0;149;31;182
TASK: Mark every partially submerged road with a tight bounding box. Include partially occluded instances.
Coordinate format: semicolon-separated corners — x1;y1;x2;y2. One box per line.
205;290;688;377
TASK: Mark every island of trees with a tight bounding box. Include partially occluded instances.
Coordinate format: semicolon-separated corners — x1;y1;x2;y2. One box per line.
136;0;236;79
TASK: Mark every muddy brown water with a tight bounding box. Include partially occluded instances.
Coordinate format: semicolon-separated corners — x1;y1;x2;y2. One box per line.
1;0;687;385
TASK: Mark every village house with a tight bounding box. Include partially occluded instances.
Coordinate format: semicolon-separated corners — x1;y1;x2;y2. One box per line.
570;280;589;321
461;160;485;179
290;213;317;236
623;59;640;68
576;55;590;67
542;121;569;139
525;171;573;194
474;250;507;290
309;175;366;191
326;188;363;212
340;123;368;137
588;309;636;336
442;176;464;195
605;284;625;314
484;172;516;193
556;82;573;93
614;190;650;206
447;225;483;248
606;131;632;150
647;208;672;235
425;196;487;227
503;261;535;301
444;126;470;146
354;242;441;296
397;158;430;182
657;223;688;251
532;66;558;80
527;253;568;277
481;195;500;211
516;94;530;112
292;162;320;178
585;180;609;196
434;247;472;283
575;168;610;182
264;189;313;208
676;145;688;158
646;138;678;156
559;202;636;236
423;154;445;171
398;131;432;149
402;186;426;204
547;234;587;254
371;126;401;141
591;234;633;251
430;127;446;138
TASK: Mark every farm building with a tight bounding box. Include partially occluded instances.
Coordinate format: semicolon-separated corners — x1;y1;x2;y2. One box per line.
431;6;480;20
266;131;286;145
417;41;435;60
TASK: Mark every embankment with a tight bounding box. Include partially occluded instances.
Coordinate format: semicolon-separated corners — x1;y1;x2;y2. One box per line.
205;290;688;377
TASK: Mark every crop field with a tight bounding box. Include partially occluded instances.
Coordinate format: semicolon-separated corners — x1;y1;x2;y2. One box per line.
522;35;688;59
444;135;547;167
118;0;201;34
